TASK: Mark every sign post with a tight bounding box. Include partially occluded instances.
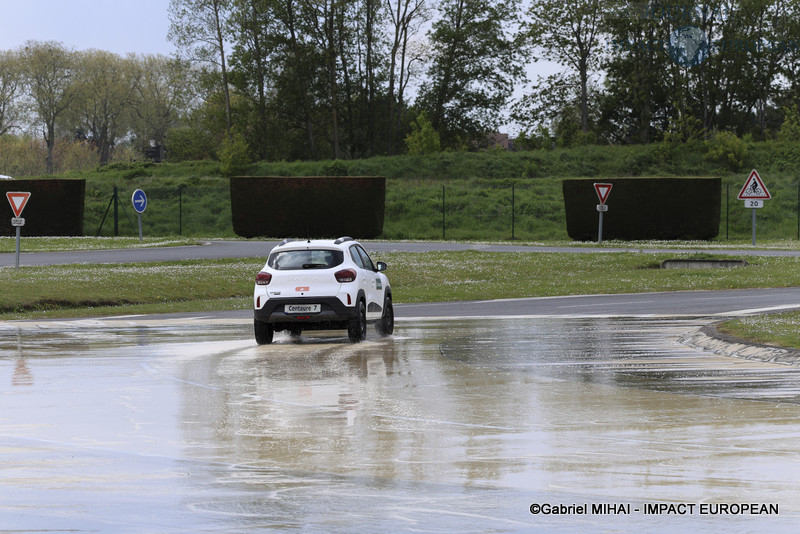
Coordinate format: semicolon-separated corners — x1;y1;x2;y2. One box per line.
131;188;147;243
737;170;770;246
6;191;31;269
593;183;613;245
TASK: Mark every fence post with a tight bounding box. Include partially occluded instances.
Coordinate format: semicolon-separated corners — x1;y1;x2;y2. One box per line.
113;186;119;236
442;185;446;240
511;184;516;240
179;184;184;236
725;184;729;240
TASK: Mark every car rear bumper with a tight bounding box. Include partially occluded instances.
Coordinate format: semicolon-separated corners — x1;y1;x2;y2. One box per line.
254;296;357;329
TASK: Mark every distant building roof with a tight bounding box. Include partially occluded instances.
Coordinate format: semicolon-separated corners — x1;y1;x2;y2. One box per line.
486;132;510;151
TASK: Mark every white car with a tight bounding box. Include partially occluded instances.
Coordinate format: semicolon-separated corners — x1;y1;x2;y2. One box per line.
253;237;394;344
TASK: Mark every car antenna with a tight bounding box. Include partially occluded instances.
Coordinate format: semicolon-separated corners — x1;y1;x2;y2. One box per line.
306;222;311;243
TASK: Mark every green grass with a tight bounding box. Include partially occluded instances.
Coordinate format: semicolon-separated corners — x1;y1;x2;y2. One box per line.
385;251;800;302
4;250;800;320
718;312;800;351
0;258;261;318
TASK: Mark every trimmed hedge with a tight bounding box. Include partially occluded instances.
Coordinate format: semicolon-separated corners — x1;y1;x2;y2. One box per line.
230;176;386;238
0;179;85;236
563;177;721;241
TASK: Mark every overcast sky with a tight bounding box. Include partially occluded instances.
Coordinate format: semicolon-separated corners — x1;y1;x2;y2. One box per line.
0;0;175;56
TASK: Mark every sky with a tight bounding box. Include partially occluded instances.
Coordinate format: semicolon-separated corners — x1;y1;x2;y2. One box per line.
0;0;175;56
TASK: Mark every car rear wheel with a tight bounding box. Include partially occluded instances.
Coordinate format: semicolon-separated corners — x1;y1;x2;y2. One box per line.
347;300;367;342
254;319;274;345
375;296;394;337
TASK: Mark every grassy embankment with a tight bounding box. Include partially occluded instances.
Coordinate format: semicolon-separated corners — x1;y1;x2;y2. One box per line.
22;140;800;242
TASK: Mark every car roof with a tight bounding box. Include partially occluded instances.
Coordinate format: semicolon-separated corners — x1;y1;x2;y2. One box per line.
272;237;360;251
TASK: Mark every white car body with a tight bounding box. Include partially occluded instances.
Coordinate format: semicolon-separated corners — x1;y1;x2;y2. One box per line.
253;237;393;344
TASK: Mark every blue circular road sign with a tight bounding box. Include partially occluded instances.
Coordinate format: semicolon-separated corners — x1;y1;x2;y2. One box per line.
131;188;147;214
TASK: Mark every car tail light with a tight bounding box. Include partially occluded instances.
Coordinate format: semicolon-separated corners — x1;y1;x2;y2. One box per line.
256;272;272;285
335;269;357;283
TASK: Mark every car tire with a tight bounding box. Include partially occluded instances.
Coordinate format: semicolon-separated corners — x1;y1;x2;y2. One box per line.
347;299;367;343
375;296;394;337
254;319;274;345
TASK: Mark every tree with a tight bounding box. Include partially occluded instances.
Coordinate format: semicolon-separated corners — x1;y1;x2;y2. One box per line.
129;55;195;161
0;50;23;136
520;0;607;136
71;50;140;164
417;0;523;148
778;103;800;142
404;110;440;154
306;0;347;159
716;0;795;136
226;0;327;159
271;0;325;159
169;0;233;131
600;0;674;143
227;0;274;159
386;0;430;155
20;41;78;174
218;131;251;175
599;0;800;142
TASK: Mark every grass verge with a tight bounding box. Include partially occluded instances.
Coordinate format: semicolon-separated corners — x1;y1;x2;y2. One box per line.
3;250;800;321
0;258;262;319
716;312;800;351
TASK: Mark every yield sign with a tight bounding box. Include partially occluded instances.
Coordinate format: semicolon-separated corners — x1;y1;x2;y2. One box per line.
6;191;31;217
738;170;771;200
594;183;613;205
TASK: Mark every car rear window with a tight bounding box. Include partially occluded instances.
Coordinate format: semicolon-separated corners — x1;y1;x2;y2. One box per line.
268;249;344;270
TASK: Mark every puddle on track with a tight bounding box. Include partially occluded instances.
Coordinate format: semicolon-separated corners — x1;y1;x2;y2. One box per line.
1;316;799;533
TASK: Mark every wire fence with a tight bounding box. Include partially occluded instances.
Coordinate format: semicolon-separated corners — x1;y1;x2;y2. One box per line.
84;182;800;241
87;185;234;237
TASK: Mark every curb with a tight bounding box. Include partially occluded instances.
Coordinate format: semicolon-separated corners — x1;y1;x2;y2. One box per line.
679;323;800;367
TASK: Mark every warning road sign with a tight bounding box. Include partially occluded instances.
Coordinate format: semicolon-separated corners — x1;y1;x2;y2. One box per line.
6;191;31;218
738;170;771;200
594;183;613;205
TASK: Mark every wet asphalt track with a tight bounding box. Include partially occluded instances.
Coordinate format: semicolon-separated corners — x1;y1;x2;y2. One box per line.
3;299;800;532
3;242;800;532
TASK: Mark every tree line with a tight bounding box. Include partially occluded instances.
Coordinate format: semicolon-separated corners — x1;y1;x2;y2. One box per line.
521;0;800;148
1;0;799;174
0;43;192;173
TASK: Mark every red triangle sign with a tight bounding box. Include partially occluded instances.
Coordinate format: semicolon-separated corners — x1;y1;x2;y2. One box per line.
738;170;771;200
594;183;613;205
6;191;31;218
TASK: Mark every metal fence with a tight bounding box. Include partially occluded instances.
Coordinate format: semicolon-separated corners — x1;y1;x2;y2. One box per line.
84;182;800;241
383;182;800;242
88;185;233;237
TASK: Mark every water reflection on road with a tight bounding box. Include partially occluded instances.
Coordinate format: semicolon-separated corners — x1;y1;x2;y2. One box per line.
2;316;800;533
